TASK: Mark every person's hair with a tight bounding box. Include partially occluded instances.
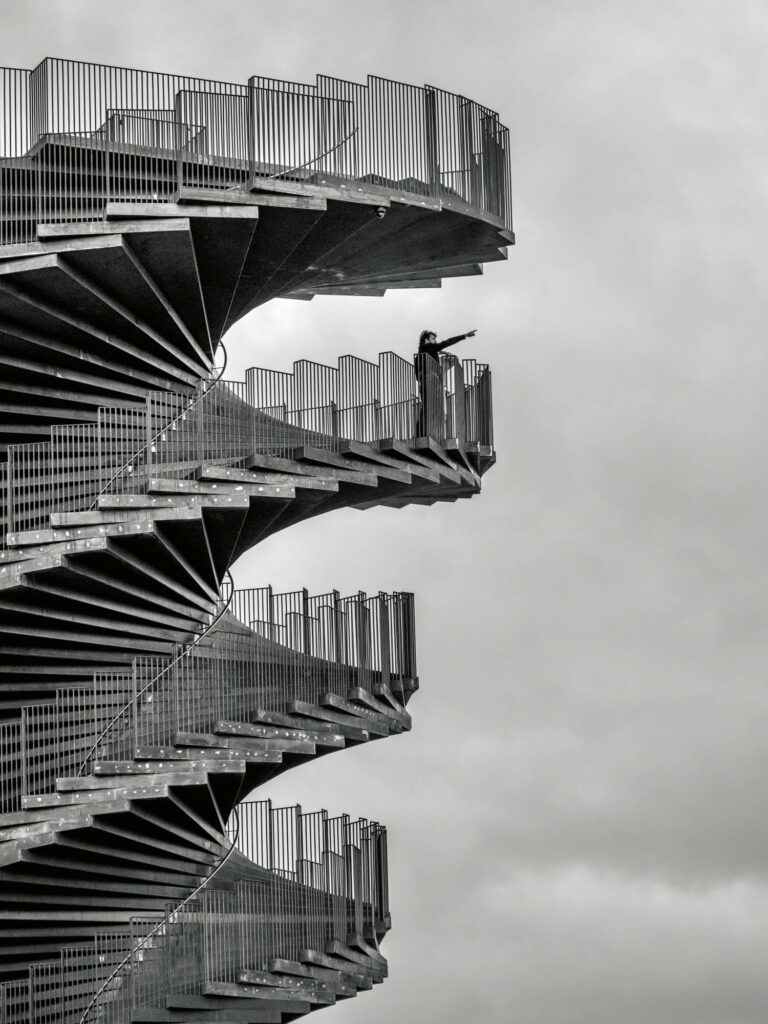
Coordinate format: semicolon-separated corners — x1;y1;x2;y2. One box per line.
419;329;436;344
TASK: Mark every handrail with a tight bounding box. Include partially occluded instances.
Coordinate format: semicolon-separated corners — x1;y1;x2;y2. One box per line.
268;125;359;180
88;341;228;510
78;801;242;1024
75;569;234;777
0;61;513;242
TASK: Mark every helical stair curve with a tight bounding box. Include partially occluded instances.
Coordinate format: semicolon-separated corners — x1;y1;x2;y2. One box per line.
0;58;511;1023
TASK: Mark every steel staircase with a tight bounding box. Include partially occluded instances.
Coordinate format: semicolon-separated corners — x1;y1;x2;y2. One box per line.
0;57;511;1022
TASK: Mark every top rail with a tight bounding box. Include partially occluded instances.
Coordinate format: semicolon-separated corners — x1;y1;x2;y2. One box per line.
0;59;512;243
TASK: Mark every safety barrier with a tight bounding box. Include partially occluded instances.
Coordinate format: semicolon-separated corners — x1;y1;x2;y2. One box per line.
2;351;493;543
6;587;415;813
0;58;512;247
0;800;388;1024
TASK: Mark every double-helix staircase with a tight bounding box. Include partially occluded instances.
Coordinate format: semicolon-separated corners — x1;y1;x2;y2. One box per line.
0;57;511;1023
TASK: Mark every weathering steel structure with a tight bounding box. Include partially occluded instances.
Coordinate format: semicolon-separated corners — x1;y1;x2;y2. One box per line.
0;58;511;1022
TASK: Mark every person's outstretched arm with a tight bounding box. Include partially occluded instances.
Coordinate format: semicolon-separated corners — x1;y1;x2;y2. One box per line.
434;329;477;352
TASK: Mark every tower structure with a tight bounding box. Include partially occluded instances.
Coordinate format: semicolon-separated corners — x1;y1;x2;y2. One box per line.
0;60;512;1022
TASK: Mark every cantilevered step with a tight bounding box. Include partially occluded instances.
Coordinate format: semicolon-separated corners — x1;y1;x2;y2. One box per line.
0;226;222;448
249;707;370;745
0;768;239;975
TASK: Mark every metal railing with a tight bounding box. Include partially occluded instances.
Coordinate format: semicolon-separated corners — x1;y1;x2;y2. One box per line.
0;800;388;1024
12;586;415;813
0;58;512;248
78;801;242;1024
90;339;228;509
74;570;235;779
1;351;493;544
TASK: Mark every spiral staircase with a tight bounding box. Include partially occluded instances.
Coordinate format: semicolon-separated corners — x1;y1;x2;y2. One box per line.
0;59;511;1022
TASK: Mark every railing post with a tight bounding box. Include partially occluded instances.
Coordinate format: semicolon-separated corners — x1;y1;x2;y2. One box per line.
332;589;342;667
128;660;139;764
378;593;391;693
378;826;389;927
196;381;205;464
142;395;152;482
424;87;439;198
295;804;304;877
264;798;274;873
301;587;311;656
247;82;256;181
96;407;105;498
18;713;27;802
453;356;466;446
174;114;185;195
354;595;369;689
351;843;364;937
481;366;494;447
6;448;14;536
266;584;274;643
172;646;181;740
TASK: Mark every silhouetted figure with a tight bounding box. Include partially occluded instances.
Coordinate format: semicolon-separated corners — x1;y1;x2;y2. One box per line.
417;328;476;361
414;329;476;437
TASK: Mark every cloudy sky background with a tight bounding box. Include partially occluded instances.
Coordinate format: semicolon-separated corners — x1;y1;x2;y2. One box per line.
5;2;768;1021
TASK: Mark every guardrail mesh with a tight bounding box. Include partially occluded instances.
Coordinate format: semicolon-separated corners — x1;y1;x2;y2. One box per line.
1;58;512;246
10;585;415;813
0;800;388;1024
1;350;493;544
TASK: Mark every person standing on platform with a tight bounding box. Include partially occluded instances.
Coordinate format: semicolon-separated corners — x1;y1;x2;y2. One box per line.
417;328;477;362
414;328;476;437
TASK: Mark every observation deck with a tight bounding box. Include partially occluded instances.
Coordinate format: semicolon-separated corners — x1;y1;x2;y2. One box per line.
0;57;510;1024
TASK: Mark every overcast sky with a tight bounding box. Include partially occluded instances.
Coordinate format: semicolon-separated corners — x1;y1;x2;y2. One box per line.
4;2;768;1021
